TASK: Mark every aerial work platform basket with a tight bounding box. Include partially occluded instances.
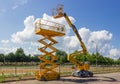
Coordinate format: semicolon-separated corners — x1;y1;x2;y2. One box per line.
35;19;65;81
35;19;65;36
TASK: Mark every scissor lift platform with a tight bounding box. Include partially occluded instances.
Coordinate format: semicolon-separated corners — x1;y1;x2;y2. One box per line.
35;19;65;36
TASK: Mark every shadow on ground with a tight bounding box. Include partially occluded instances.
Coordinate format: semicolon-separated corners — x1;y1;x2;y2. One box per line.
59;75;118;83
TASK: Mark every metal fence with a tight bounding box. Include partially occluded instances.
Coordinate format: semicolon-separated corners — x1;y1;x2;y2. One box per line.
0;64;120;76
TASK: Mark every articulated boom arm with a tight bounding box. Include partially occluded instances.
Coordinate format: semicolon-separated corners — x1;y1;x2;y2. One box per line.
63;13;87;54
54;12;87;54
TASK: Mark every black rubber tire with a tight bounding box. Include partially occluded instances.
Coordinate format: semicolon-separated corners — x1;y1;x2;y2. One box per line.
89;72;93;77
41;77;46;81
57;75;60;80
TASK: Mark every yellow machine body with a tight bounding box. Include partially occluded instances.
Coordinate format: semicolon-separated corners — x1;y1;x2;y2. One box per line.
68;53;89;71
35;19;65;81
35;70;59;81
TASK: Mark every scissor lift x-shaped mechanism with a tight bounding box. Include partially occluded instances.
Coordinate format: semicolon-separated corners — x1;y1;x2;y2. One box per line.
35;19;65;81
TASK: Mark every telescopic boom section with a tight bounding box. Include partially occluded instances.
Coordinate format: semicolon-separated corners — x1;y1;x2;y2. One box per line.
54;10;87;54
63;13;88;54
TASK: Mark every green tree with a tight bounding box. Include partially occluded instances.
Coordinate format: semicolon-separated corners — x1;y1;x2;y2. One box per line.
15;48;26;62
73;51;85;62
71;51;92;64
116;57;120;64
44;56;51;60
32;55;40;62
55;50;68;63
0;53;4;62
6;52;15;62
26;54;32;62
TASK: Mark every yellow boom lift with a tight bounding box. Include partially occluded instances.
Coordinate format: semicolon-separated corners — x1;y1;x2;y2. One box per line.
54;5;93;77
35;19;65;80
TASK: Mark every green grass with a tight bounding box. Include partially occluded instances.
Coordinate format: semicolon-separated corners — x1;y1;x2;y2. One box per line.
0;72;5;83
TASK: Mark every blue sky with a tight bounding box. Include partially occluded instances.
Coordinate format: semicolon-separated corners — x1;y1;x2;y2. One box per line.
0;0;120;59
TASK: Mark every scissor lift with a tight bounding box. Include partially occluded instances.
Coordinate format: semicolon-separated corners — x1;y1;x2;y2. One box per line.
35;19;65;81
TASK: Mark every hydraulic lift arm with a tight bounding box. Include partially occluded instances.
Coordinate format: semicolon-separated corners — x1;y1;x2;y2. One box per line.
54;12;88;54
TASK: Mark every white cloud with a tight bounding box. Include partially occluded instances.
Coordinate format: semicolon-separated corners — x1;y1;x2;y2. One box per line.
30;42;39;47
12;0;27;10
64;27;113;54
11;16;36;43
78;27;91;44
89;30;112;43
77;28;114;57
109;49;120;59
0;0;27;14
0;47;17;54
1;40;9;44
12;5;18;10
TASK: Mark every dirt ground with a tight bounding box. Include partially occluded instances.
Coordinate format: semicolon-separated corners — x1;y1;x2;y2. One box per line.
1;72;120;84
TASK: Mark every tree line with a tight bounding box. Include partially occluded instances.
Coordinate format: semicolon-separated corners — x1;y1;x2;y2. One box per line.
0;48;40;63
56;50;120;65
0;48;120;65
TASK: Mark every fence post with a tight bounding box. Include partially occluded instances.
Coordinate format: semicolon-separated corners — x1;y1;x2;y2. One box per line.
58;63;60;75
15;66;17;76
